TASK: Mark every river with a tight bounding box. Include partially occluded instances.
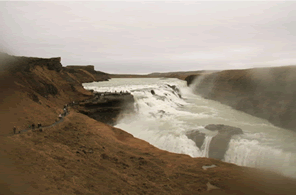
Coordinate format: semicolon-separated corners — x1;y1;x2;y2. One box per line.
83;78;296;178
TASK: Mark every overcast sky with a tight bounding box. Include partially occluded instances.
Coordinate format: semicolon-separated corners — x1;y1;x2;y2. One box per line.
1;1;295;74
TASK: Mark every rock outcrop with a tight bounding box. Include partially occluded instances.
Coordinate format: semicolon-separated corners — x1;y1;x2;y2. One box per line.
185;74;199;86
186;66;296;132
186;124;243;160
205;124;243;160
0;53;63;72
65;65;109;83
0;54;111;135
165;84;182;98
186;130;206;148
74;92;135;125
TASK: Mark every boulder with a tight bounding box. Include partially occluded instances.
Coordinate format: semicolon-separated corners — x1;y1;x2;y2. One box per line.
165;84;182;98
205;124;243;160
186;130;206;148
205;124;243;135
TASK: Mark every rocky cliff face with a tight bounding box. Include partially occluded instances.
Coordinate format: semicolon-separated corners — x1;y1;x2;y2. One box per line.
74;92;135;125
186;66;296;132
65;65;109;83
0;53;62;72
0;54;111;135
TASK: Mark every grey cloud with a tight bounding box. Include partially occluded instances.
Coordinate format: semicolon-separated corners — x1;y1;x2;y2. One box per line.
1;1;295;74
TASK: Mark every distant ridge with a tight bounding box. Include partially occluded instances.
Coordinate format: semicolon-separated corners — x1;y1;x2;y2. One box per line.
66;65;109;75
110;70;218;80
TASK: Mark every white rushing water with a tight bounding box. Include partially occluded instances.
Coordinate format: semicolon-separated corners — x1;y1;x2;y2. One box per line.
83;78;296;178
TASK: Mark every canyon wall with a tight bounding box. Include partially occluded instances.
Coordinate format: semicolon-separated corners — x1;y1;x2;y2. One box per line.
0;53;110;135
186;66;296;132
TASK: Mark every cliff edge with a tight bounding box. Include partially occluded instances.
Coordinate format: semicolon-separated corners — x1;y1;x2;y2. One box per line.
0;54;110;135
186;65;296;131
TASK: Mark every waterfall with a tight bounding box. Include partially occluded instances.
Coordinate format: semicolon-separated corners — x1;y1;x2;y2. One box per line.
224;138;296;178
200;136;213;157
83;78;296;178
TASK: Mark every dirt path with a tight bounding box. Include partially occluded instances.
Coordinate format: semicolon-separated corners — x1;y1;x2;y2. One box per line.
2;105;73;137
17;110;69;134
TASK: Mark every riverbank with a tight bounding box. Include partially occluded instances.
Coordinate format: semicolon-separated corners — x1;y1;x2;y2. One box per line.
1;54;296;194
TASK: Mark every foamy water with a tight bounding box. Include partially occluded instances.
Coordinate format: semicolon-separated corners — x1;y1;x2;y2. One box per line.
83;78;296;178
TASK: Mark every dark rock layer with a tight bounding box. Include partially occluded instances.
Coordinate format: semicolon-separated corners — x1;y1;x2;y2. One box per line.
185;75;199;86
74;92;135;125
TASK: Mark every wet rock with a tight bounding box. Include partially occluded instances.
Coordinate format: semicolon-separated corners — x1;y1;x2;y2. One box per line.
205;124;243;135
75;93;135;125
205;124;243;160
185;130;206;148
166;84;182;98
185;75;200;86
158;110;165;114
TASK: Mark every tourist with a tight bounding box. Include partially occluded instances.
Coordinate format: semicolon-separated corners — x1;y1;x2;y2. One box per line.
13;126;16;134
32;123;35;130
59;114;62;119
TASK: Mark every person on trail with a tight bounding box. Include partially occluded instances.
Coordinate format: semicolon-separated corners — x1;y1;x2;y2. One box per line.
32;124;35;130
59;114;62;119
38;123;42;132
13;126;16;134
